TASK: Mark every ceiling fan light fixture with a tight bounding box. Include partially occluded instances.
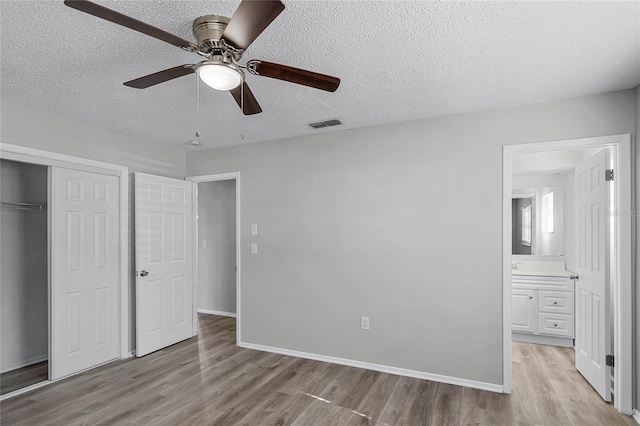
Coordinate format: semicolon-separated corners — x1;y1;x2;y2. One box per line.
195;60;244;91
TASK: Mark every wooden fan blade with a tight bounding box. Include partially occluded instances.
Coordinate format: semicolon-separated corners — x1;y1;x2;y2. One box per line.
64;0;194;50
230;83;262;115
222;0;285;50
251;61;340;92
124;65;195;89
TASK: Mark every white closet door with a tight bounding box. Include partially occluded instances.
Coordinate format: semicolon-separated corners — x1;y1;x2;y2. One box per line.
52;168;119;380
575;149;611;401
135;173;193;357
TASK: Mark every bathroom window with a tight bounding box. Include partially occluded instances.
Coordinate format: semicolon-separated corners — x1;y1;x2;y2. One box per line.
521;205;532;246
542;192;554;233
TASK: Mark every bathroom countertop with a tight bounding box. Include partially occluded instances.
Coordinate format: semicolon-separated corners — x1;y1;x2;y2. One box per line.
512;269;575;278
511;260;575;278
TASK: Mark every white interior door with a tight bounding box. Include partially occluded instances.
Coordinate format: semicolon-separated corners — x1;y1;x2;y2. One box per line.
52;168;119;380
575;149;611;401
135;173;193;357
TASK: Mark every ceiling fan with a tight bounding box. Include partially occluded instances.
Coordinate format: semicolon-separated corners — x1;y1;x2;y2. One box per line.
63;0;341;115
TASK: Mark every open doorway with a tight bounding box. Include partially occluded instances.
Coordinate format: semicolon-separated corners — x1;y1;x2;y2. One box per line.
502;134;632;416
188;173;241;344
197;179;237;318
1;160;49;396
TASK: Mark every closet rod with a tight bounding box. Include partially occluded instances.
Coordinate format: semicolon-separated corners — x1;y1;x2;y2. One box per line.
1;201;47;211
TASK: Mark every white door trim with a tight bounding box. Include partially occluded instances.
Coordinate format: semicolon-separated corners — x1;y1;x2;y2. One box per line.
186;172;241;344
0;142;130;365
502;134;632;415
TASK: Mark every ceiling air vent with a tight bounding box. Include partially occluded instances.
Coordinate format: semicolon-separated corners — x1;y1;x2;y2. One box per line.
308;119;343;129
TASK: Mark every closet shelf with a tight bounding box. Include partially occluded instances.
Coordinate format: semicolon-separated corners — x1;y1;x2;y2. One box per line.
1;201;47;211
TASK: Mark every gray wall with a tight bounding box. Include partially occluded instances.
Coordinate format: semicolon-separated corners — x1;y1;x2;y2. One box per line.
0;102;185;352
186;89;636;386
1;160;48;372
197;180;236;315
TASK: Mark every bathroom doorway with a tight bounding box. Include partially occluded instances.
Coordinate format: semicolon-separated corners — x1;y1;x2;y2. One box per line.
502;134;632;415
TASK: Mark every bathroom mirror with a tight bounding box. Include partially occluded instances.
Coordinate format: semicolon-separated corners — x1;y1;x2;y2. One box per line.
512;194;535;255
512;187;563;256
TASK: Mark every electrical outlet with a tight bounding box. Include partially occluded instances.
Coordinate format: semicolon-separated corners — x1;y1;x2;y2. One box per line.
251;224;258;235
360;316;369;331
250;243;258;255
202;240;207;248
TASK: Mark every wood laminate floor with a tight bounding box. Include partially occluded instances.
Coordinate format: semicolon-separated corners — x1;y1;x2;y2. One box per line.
0;315;634;425
0;361;48;396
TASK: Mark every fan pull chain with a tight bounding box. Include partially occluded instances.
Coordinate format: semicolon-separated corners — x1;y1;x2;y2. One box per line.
240;82;245;141
195;76;201;139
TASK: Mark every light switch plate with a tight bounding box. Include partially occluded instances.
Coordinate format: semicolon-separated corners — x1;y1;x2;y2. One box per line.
251;224;258;235
250;243;258;255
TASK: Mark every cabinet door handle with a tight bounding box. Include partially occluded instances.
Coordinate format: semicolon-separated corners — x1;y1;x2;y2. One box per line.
529;296;533;299
553;302;558;305
553;324;558;327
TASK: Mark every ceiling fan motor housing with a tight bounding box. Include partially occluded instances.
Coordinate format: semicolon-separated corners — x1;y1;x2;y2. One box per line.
192;15;232;55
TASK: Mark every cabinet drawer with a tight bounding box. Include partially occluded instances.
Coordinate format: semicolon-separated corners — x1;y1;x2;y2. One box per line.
538;291;573;314
538;313;573;337
512;276;573;291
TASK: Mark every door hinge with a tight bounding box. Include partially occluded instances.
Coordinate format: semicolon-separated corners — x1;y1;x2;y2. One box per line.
606;355;614;367
605;169;614;181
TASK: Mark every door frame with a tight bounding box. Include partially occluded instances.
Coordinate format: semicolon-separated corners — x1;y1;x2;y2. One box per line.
502;134;632;415
0;142;130;399
186;172;241;344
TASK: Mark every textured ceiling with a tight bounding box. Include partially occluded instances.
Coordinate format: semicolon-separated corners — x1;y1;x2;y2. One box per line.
1;1;639;151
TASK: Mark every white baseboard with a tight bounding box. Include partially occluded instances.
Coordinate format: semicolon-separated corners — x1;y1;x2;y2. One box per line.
238;341;503;393
0;354;48;374
632;409;640;424
197;308;236;318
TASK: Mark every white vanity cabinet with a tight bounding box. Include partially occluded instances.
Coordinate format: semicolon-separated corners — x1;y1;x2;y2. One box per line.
511;275;574;347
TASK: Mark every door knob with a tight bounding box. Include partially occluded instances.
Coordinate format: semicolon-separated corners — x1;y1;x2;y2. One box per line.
140;270;149;277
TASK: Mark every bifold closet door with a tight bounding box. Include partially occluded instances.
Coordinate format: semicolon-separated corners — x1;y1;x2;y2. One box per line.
51;167;119;380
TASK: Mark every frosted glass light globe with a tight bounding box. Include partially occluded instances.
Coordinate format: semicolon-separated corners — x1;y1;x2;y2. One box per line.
196;62;243;91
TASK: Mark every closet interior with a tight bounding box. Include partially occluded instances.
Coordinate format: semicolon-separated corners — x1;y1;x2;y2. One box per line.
1;159;49;395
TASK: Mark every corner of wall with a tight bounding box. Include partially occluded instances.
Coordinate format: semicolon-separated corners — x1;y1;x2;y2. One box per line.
634;84;639;412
